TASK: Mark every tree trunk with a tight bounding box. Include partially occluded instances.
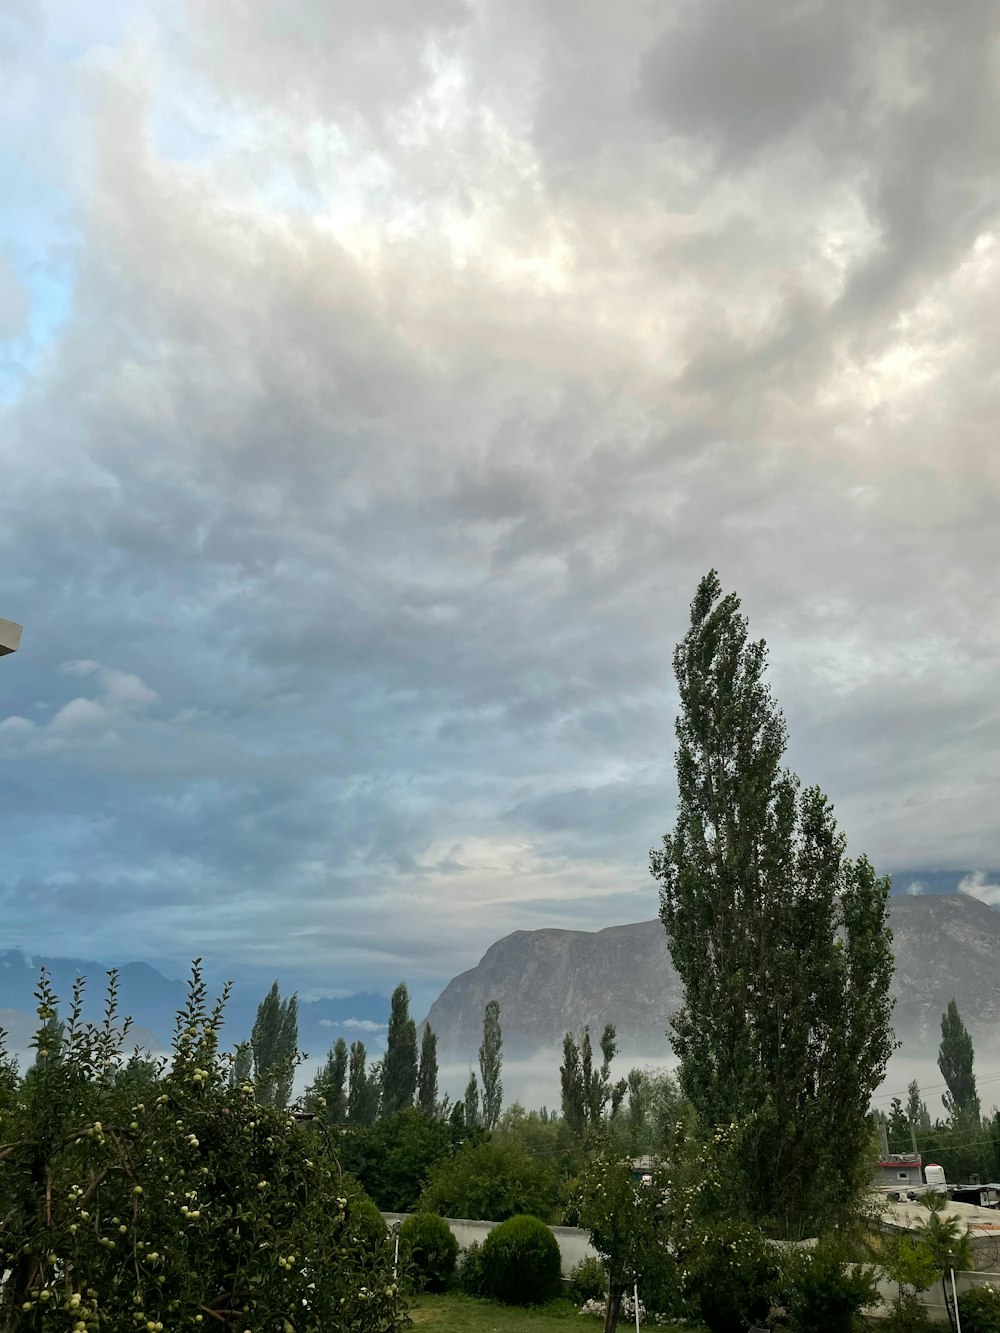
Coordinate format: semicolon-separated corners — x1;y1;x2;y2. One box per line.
604;1283;624;1333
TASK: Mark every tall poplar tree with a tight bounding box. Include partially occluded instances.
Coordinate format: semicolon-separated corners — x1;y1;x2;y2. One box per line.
478;1000;503;1129
381;982;418;1116
907;1078;931;1132
417;1024;439;1117
651;571;895;1236
250;982;298;1109
938;999;980;1124
464;1070;480;1128
311;1036;349;1123
559;1024;626;1133
347;1040;379;1125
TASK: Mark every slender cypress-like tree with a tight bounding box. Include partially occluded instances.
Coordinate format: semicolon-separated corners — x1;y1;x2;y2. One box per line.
907;1078;931;1133
347;1040;379;1125
559;1024;627;1133
382;983;418;1116
651;571;895;1236
311;1036;349;1123
478;1000;503;1130
250;982;298;1109
417;1024;439;1117
938;999;980;1124
464;1070;480;1128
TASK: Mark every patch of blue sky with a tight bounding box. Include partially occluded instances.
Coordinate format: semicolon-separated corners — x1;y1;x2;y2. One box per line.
0;243;75;406
147;98;220;166
43;0;182;63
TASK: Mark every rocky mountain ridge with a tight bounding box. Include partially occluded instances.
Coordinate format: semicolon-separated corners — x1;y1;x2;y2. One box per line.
424;894;1000;1060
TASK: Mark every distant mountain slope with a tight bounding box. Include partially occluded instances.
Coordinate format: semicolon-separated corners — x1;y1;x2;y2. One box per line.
424;894;1000;1060
0;950;388;1058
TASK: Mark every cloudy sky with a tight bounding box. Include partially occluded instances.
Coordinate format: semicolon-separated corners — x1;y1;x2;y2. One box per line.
2;0;999;1012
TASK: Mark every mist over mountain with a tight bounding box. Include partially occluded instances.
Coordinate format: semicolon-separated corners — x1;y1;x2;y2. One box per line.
0;950;388;1059
424;893;1000;1063
4;889;997;1092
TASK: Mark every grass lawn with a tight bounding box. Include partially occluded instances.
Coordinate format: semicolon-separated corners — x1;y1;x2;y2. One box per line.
409;1293;584;1331
409;1293;708;1331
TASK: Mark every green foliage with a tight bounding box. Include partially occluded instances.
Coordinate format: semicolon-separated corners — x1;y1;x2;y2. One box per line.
651;570;896;1237
345;1189;389;1250
559;1026;626;1135
458;1240;489;1297
0;964;406;1332
881;1232;942;1295
959;1286;1000;1333
913;1194;974;1277
615;1067;686;1155
422;1134;560;1222
418;1024;439;1118
479;1000;503;1130
681;1222;783;1333
250;979;298;1109
347;1039;380;1125
383;983;419;1116
464;1070;480;1128
781;1237;880;1333
880;1291;938;1333
309;1035;348;1124
398;1212;460;1293
938;999;981;1124
568;1256;606;1304
480;1215;562;1306
339;1107;452;1211
907;1080;932;1133
495;1104;582;1188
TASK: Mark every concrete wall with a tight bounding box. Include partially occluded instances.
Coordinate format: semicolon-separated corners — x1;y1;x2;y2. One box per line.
381;1213;598;1276
868;1269;1000;1321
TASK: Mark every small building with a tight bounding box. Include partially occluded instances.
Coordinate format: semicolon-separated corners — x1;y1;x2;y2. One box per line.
873;1153;923;1191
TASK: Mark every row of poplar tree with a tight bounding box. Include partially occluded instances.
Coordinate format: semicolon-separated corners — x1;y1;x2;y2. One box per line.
236;977;507;1130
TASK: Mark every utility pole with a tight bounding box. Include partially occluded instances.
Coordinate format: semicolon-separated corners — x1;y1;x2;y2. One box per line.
0;619;22;657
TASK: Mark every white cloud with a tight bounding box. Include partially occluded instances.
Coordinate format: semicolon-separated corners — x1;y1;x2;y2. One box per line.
958;871;1000;908
906;881;926;896
102;669;158;711
58;659;101;677
50;697;110;732
340;1019;387;1032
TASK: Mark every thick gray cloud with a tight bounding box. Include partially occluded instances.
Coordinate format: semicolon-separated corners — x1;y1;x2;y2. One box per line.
0;0;998;1009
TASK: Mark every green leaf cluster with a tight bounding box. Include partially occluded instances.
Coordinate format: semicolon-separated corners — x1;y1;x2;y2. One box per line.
0;964;406;1333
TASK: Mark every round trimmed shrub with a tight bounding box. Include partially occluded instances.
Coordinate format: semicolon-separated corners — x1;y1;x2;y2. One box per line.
398;1211;459;1292
570;1255;606;1303
481;1213;562;1305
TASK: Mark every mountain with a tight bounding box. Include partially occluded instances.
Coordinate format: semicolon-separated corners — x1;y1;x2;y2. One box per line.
424;894;1000;1060
0;950;389;1060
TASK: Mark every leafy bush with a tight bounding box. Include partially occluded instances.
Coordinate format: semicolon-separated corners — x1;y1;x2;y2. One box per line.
421;1134;560;1222
681;1222;783;1333
481;1214;563;1305
0;964;407;1333
458;1240;489;1296
570;1255;606;1303
398;1211;459;1292
338;1108;453;1211
781;1238;880;1333
881;1290;938;1332
960;1285;1000;1333
346;1191;389;1250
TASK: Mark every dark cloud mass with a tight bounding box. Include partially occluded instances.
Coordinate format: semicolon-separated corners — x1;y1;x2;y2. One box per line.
1;0;998;1012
